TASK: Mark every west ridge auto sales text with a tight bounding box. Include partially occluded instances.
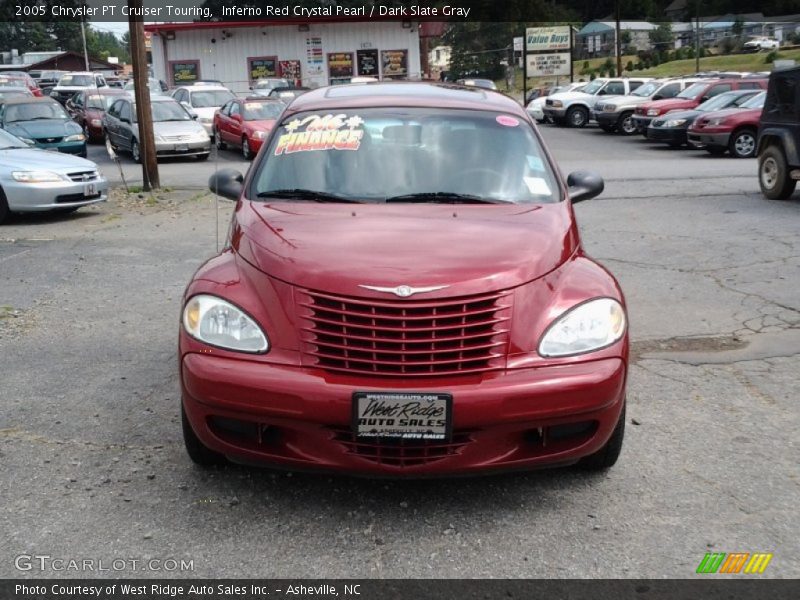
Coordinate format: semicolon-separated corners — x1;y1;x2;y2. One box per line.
15;583;353;597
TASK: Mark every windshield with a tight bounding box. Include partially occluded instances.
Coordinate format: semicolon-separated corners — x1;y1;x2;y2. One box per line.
58;74;93;87
4;102;69;122
697;92;755;112
255;79;289;90
0;128;29;149
87;95;119;110
144;101;192;122
677;82;707;99
0;91;30;100
740;91;766;109
251;108;560;204
0;79;23;88
582;80;606;95
243;101;284;120
632;81;660;97
189;89;234;108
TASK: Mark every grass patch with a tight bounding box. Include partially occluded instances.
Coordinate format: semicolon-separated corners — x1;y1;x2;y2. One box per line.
632;49;800;76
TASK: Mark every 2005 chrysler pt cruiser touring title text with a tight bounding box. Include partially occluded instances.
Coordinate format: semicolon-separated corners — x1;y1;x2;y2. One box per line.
179;82;628;476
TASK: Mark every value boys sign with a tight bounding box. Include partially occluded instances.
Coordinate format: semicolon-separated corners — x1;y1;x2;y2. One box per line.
524;26;572;78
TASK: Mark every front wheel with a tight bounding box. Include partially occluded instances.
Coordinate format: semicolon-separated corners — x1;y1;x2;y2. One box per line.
0;187;9;225
181;404;227;467
729;128;757;159
214;129;226;150
131;139;141;163
566;106;588;128
242;137;252;160
579;404;625;471
196;153;210;162
617;111;637;136
759;145;797;200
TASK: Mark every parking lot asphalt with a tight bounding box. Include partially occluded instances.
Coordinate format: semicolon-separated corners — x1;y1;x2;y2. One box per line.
1;125;798;578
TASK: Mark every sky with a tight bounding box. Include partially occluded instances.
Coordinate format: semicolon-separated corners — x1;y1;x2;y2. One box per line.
90;20;132;38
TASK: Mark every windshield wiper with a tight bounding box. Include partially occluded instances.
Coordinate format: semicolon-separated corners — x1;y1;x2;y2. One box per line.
12;117;60;122
256;189;362;203
385;192;512;204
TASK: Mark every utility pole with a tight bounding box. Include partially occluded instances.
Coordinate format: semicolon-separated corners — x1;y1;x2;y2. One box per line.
128;0;159;191
615;1;622;76
80;20;90;71
695;1;701;73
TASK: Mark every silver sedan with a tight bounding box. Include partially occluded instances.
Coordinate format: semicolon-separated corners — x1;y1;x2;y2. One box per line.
0;128;108;224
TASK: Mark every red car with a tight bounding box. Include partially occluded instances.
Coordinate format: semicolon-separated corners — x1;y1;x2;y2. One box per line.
687;91;765;158
2;72;43;97
181;83;628;476
66;88;130;142
633;78;766;133
213;97;285;159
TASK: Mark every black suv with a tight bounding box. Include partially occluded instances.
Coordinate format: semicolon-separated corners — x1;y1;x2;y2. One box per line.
757;67;800;200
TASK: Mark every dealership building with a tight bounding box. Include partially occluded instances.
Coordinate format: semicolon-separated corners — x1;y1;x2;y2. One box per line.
145;20;432;94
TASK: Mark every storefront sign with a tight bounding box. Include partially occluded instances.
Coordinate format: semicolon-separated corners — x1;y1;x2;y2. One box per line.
525;26;571;52
169;60;200;85
248;56;278;83
356;49;379;77
328;52;354;84
279;60;302;86
381;49;408;79
525;52;571;77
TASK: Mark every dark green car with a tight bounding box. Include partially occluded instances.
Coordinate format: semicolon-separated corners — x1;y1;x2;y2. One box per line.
0;97;87;157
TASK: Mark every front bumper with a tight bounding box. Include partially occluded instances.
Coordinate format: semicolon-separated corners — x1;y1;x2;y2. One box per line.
543;106;567;120
2;175;109;212
32;140;86;155
594;112;621;127
687;130;730;148
527;106;544;121
645;126;687;144
181;352;627;476
198;120;214;136
154;139;210;158
632;115;654;133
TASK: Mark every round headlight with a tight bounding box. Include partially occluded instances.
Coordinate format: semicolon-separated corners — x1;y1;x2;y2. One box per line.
182;294;269;353
538;298;626;357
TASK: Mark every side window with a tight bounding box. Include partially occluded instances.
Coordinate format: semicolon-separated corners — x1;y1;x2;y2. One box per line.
220;101;231;116
659;83;680;98
73;93;83;107
604;81;625;95
628;80;644;92
707;84;732;98
739;82;761;90
230;102;240;116
174;89;186;103
119;101;131;122
107;100;121;117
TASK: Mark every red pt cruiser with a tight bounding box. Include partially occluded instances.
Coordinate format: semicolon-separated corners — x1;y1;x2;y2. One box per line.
181;83;629;476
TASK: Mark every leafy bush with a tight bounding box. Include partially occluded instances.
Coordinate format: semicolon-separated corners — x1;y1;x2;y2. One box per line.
765;50;779;64
626;60;634;72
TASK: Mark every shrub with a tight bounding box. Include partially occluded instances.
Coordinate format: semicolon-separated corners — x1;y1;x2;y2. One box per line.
626;60;634;72
765;50;779;64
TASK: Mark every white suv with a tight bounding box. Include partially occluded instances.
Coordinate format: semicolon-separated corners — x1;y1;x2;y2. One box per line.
171;85;235;136
543;78;652;128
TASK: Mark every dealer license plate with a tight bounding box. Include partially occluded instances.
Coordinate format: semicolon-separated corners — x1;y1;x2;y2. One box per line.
84;182;97;197
353;392;452;441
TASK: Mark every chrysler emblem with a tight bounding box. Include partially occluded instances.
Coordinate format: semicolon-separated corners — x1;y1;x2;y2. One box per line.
359;284;449;297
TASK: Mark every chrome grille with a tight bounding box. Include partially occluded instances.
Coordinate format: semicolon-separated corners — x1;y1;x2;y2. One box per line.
298;289;512;377
162;134;191;142
67;170;98;182
329;427;475;467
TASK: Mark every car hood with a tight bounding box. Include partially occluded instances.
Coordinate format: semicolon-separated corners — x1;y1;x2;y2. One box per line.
549;91;594;103
233;201;578;297
152;120;207;136
601;94;651;107
0;147;96;170
4;120;81;138
53;85;92;93
191;106;219;119
645;98;696;113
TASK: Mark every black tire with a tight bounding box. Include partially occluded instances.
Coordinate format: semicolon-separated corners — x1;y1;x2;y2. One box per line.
131;138;141;163
0;187;9;225
617;111;637;136
599;124;616;133
214;129;226;150
566;106;588;128
728;128;757;159
579;404;626;471
668;140;684;148
705;146;727;156
181;404;227;467
242;137;252;160
196;153;210;162
759;145;797;200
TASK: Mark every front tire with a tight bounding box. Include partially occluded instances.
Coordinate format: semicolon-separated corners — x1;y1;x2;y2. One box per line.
579;404;625;471
0;187;9;225
131;138;141;163
566;106;588;128
617;111;637;135
759;145;796;199
196;153;210;162
729;128;757;159
242;137;252;160
214;129;226;150
181;404;227;467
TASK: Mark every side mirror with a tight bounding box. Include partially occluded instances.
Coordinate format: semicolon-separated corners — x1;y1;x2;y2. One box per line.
209;169;244;201
597;89;607;96
701;96;709;102
567;171;604;204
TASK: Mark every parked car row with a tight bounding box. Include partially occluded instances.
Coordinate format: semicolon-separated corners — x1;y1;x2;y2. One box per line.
529;73;769;158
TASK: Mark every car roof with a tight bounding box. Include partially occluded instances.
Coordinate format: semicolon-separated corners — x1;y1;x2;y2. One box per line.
60;72;99;77
84;89;129;95
285;82;527;117
183;85;230;91
242;96;284;102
